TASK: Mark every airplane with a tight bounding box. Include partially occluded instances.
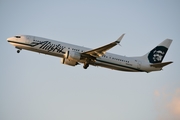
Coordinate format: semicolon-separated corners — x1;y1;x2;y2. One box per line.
7;34;173;73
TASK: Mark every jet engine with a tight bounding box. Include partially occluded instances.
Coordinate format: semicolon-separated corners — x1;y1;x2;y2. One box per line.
61;58;79;66
64;51;81;61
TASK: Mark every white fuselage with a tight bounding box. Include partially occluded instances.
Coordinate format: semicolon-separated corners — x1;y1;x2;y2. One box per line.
7;35;161;72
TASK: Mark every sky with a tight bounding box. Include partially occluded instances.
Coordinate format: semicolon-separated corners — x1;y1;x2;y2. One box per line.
0;0;180;120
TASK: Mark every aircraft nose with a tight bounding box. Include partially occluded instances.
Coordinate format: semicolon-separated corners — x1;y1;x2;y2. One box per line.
7;37;13;42
7;37;10;42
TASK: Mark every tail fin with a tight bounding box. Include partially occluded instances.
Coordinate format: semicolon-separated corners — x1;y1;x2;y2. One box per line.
141;39;172;63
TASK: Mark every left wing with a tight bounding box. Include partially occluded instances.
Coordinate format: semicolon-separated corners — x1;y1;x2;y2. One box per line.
82;34;125;58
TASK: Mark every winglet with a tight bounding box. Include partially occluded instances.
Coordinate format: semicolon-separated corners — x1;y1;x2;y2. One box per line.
116;33;125;44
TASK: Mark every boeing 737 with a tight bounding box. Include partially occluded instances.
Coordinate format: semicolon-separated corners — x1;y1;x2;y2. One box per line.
7;34;173;73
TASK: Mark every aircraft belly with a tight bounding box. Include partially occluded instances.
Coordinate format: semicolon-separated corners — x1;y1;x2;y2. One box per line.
95;60;137;72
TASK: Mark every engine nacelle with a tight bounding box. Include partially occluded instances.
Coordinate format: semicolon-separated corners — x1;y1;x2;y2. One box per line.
64;51;81;61
61;58;78;66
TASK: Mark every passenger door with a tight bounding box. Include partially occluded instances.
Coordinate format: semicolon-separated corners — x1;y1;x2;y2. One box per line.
137;60;141;69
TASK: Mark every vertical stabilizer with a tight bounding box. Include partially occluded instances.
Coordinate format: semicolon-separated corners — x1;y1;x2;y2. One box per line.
141;39;172;63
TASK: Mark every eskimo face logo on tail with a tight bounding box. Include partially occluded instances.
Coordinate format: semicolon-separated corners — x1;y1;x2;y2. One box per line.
148;46;168;63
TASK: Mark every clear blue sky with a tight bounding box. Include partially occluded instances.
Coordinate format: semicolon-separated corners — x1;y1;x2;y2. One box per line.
0;0;180;120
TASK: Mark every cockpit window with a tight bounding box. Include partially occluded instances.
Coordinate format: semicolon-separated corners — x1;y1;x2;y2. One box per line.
15;36;21;38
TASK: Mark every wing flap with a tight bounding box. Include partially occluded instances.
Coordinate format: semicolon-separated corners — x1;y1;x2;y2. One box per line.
150;61;173;68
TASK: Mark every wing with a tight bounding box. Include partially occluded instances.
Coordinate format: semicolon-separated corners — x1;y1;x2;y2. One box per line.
82;34;125;58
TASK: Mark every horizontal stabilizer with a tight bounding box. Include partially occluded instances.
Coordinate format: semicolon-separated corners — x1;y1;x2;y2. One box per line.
150;61;173;68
